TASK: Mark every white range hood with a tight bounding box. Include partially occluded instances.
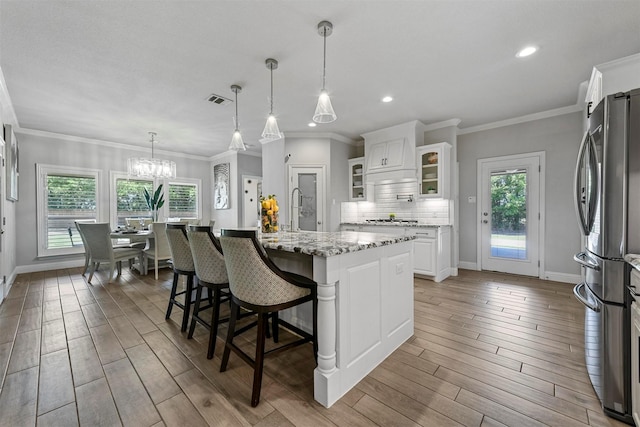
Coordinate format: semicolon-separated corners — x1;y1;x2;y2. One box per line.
361;120;425;184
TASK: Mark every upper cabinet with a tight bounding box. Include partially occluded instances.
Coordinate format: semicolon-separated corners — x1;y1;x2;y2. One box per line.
417;142;451;199
348;157;366;201
366;139;406;172
362;120;425;183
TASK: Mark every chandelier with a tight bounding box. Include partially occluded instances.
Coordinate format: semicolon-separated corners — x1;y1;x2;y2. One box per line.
128;132;176;179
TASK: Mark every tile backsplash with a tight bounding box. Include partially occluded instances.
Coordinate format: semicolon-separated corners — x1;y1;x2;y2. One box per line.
341;181;453;225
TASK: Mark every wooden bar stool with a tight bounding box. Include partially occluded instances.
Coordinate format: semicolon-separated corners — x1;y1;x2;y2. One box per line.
219;229;317;407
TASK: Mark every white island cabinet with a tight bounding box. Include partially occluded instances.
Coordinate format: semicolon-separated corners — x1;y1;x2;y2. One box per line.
260;230;415;408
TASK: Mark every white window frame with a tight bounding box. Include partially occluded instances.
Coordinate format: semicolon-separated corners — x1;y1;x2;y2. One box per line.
110;172;202;225
36;164;102;257
166;177;202;221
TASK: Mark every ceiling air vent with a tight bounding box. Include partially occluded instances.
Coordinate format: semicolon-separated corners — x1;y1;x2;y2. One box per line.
206;93;233;105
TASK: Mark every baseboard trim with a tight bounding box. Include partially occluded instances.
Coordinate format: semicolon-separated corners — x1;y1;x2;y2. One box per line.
543;271;580;284
458;261;478;271
16;259;85;275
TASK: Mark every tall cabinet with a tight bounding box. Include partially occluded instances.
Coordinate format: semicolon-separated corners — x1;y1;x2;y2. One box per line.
417;142;451;199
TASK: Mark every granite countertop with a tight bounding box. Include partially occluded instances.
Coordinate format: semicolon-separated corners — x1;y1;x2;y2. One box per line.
259;230;415;257
625;254;640;271
341;222;447;228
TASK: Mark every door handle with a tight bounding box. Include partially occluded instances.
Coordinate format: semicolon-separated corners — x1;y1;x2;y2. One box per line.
482;220;488;224
573;283;600;312
573;252;600;271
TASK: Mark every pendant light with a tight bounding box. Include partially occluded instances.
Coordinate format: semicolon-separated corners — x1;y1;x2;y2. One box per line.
261;58;283;141
229;84;246;151
128;132;176;179
313;20;337;124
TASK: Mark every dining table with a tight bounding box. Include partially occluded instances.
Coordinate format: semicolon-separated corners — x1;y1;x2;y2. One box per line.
110;229;153;273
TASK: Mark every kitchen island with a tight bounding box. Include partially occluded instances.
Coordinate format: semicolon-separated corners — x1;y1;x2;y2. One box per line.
258;230;415;408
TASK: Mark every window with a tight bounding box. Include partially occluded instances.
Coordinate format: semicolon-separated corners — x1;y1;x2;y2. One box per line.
168;182;199;219
113;175;153;226
36;165;102;257
110;173;201;225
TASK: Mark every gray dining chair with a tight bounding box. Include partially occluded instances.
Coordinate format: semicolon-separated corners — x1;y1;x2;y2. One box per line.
143;222;172;280
77;222;143;284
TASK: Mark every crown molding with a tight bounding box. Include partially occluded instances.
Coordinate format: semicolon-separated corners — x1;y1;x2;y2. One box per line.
284;132;357;145
0;65;19;127
423;118;462;132
457;104;582;135
15;127;212;161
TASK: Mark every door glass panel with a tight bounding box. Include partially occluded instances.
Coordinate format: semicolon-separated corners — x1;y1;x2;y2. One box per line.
490;169;527;260
298;173;317;231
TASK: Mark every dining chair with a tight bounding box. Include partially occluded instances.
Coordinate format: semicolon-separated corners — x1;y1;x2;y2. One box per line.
77;222;143;284
219;229;317;407
143;222;172;280
165;223;197;332
186;225;232;359
74;219;97;276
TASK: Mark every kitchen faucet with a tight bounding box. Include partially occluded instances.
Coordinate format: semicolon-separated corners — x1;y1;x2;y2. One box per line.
290;187;303;231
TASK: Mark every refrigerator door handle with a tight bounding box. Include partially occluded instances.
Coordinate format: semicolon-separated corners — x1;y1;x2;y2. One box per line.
573;283;600;312
574;131;598;236
573;252;600;271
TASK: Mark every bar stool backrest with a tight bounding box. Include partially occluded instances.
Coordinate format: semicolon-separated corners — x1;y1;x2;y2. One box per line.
187;225;228;284
165;223;194;273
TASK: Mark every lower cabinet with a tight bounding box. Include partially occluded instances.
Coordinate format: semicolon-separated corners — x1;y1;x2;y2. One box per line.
632;270;640;425
408;227;451;282
339;224;452;282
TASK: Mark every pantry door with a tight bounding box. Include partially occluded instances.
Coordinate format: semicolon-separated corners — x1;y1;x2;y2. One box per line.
478;153;544;277
288;166;326;232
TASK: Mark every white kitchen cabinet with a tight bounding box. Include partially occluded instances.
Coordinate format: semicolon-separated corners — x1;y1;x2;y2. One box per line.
586;53;640;110
340;223;452;282
348;157;366;201
366;139;406;172
408;226;451;282
416;142;451;199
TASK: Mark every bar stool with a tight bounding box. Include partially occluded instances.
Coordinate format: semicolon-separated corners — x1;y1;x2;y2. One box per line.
219;229;317;407
165;223;197;332
186;225;232;359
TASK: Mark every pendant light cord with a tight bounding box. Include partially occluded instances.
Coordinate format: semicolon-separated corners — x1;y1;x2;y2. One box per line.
322;31;327;91
235;89;239;131
270;66;274;115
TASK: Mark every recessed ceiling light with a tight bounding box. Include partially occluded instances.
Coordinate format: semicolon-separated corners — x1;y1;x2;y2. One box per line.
308;122;317;127
516;46;538;58
382;96;393;103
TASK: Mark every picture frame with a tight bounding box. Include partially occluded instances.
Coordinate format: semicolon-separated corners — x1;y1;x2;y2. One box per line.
214;162;230;210
4;124;18;201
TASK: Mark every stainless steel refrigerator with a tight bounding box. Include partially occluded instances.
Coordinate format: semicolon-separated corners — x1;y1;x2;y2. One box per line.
573;88;640;424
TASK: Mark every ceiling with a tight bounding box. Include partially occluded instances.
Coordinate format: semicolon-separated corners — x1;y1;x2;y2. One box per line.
1;1;639;158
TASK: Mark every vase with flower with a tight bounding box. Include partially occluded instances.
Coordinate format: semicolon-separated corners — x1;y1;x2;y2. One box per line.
260;194;279;233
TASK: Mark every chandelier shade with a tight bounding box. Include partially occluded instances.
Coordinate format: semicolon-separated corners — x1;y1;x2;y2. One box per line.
313;20;337;124
229;84;246;151
127;132;176;179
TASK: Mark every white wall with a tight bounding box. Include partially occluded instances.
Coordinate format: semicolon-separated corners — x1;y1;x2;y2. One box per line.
16;131;213;270
457;111;583;277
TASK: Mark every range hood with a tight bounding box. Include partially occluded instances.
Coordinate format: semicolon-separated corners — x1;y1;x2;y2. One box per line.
361;120;425;184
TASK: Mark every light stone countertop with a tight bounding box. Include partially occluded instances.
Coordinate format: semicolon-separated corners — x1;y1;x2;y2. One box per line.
625;254;640;271
258;230;415;258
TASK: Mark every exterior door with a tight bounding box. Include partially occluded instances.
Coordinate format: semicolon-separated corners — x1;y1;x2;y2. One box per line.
288;166;325;232
479;154;541;276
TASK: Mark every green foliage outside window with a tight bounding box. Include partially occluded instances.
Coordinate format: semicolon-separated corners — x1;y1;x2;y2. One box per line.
491;172;527;233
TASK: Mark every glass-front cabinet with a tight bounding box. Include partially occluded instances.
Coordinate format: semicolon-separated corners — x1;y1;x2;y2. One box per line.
417;142;451;199
348;157;366;201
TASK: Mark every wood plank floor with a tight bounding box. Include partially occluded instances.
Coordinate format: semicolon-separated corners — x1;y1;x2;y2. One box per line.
0;266;631;426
